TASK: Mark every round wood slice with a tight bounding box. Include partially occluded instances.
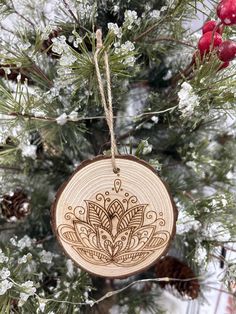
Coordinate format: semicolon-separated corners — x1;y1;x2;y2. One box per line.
51;155;177;278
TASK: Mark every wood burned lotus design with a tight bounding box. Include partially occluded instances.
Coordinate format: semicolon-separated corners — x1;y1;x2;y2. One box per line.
58;179;170;267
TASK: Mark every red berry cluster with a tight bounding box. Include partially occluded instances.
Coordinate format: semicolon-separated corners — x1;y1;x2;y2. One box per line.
196;0;236;69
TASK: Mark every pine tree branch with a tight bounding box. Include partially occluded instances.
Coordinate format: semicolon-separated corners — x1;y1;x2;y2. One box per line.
187;2;212;17
8;276;234;309
0;24;15;36
62;0;90;33
31;64;53;87
223;246;236;253
62;0;80;24
8;276;205;308
6;106;178;123
210;253;227;264
114;106;178;143
145;37;196;49
35;235;54;244
8;112;55;121
134;20;164;42
13;10;34;28
0;165;22;171
8;0;35;27
170;61;194;85
0;227;17;231
204;285;235;297
182;191;196;201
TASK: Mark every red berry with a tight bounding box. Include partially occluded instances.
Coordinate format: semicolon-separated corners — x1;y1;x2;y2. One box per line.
217;0;236;26
202;20;223;34
218;40;236;61
198;31;223;55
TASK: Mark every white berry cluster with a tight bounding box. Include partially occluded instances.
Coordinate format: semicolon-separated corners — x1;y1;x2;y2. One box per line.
178;82;200;118
56;110;79;126
114;41;136;66
52;36;77;66
124;10;140;30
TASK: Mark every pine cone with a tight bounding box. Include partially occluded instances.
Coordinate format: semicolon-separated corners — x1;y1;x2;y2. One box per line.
0;65;30;83
0;188;31;220
155;256;200;300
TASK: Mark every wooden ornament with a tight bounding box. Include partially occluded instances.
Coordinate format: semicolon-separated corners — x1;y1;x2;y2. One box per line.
51;155;177;278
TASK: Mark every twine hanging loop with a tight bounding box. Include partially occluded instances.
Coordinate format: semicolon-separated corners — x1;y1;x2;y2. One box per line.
94;29;119;173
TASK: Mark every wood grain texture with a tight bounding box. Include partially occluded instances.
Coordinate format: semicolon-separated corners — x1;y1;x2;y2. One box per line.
51;155;177;278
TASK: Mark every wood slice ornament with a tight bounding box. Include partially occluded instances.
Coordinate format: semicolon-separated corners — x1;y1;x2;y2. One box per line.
51;30;177;278
51;155;177;278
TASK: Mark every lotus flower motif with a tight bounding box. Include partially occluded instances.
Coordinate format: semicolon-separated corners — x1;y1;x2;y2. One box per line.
58;179;170;267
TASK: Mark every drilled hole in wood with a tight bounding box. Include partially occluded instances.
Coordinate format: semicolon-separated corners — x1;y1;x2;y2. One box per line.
113;167;120;174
